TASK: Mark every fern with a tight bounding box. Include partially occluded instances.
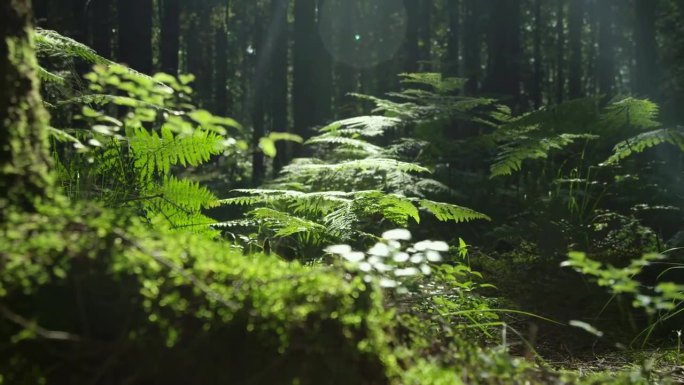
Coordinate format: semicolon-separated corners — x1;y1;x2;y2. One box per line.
35;29;171;93
605;127;684;164
305;135;383;154
599;98;660;131
419;200;492;223
490;133;598;177
129;125;225;180
281;158;430;176
320;116;403;137
249;208;327;237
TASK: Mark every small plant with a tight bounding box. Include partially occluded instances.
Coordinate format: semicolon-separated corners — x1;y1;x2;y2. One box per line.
325;228;448;293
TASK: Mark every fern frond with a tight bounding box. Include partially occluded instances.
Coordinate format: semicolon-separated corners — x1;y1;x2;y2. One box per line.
491;134;598;177
248;208;326;237
305;135;383;154
320;116;402;137
129;126;224;179
37;66;67;85
399;73;466;93
419;199;491;223
158;177;219;212
281;158;430;175
356;191;420;226
605;127;684;164
36;29;172;93
600;98;660;131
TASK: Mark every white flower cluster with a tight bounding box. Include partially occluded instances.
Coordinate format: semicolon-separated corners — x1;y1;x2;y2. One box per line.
324;229;449;289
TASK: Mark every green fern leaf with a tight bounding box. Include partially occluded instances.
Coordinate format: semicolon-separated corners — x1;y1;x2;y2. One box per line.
419;199;491;223
605;127;684;164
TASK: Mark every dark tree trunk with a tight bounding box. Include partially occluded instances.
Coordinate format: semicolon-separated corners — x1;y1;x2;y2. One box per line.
251;3;266;185
555;0;565;103
403;0;420;72
117;0;153;74
90;0;113;58
531;0;543;108
597;0;615;96
462;0;482;95
444;0;460;77
633;0;659;98
484;0;521;107
313;0;332;124
0;0;53;214
160;0;180;75
214;2;231;116
417;0;432;71
271;0;290;174
568;0;583;99
293;0;317;144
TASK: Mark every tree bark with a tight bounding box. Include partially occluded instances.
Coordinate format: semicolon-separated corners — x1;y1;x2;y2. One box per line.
531;0;543;108
403;0;420;73
271;0;290;174
484;0;521;107
597;0;615;96
568;0;583;99
117;0;153;74
444;0;460;78
555;0;565;103
293;0;317;144
0;0;53;214
159;0;180;75
633;0;659;98
462;0;482;94
90;0;113;58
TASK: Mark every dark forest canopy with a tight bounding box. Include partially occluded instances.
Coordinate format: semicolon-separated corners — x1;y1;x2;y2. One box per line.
1;0;683;384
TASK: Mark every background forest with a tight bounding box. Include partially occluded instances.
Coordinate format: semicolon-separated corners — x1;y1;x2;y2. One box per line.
1;0;683;384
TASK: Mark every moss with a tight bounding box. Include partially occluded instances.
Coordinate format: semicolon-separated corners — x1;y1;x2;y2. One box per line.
0;202;392;384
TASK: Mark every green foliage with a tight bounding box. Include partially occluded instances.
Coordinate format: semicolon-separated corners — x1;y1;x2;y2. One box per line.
487;97;668;177
605;127;684;164
50;64;246;231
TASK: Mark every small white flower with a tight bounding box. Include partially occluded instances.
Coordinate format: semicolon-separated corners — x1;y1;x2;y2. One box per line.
414;240;449;252
395;267;420;277
368;242;390;257
393;252;410;263
420;264;432;275
379;278;398;288
342;251;365;263
382;229;412;241
425;250;443;262
373;263;393;273
359;262;372;272
325;244;352;255
410;253;425;264
88;138;103;147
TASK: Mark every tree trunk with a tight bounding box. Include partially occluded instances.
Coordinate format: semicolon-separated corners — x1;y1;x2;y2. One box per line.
531;0;542;108
293;0;317;144
417;0;432;71
568;0;583;99
444;0;460;77
403;0;420;72
117;0;153;73
555;0;565;103
90;0;113;58
0;0;53;214
159;0;180;75
271;0;290;174
462;0;482;94
597;0;615;96
313;0;332;124
484;0;521;107
633;0;659;98
214;2;231;116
